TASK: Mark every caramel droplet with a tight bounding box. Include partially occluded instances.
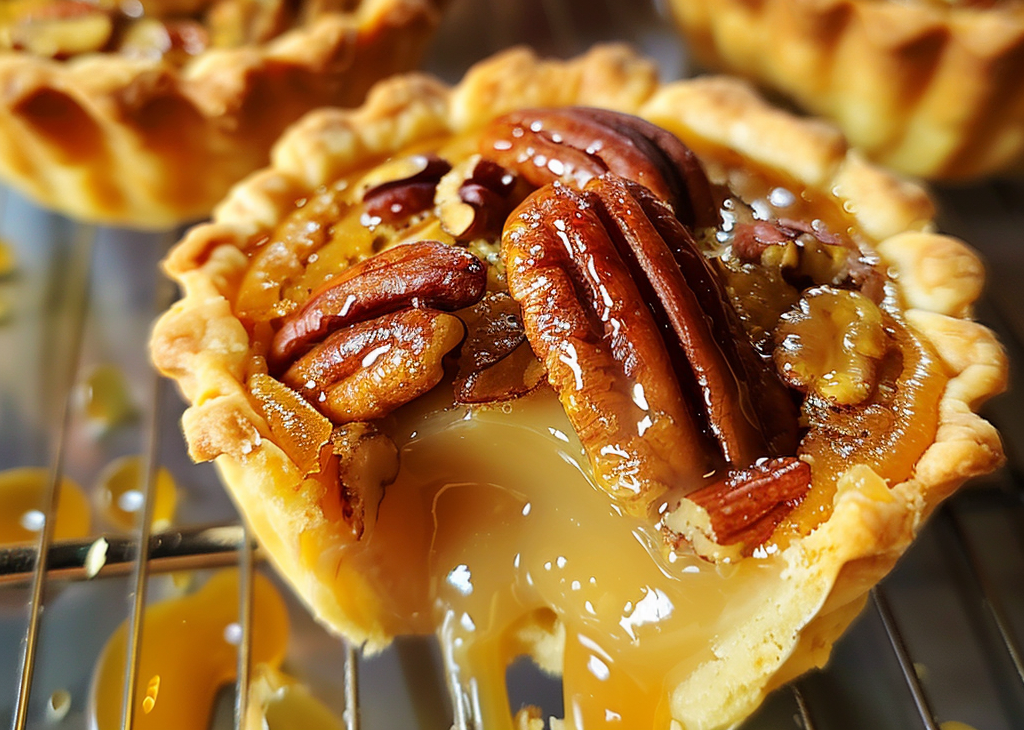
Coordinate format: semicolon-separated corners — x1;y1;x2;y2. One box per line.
95;455;177;531
90;569;290;730
0;467;90;545
79;364;136;431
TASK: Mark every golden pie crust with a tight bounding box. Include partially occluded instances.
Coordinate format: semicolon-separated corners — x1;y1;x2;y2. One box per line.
0;0;441;228
667;0;1024;180
150;45;1006;730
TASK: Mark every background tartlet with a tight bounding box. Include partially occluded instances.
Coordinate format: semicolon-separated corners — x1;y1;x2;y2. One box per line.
0;0;443;228
150;45;1005;730
666;0;1024;180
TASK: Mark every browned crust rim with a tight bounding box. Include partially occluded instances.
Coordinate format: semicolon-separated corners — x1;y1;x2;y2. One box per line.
666;0;1024;180
0;0;441;227
150;45;1007;730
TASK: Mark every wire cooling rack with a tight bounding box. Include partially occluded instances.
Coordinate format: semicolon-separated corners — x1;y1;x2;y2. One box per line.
0;1;1022;729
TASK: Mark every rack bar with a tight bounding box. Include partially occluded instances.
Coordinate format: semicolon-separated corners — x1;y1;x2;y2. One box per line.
234;523;256;730
121;268;185;730
791;684;816;730
345;643;360;730
0;524;253;585
873;588;941;730
10;225;95;730
942;506;1024;684
119;370;166;730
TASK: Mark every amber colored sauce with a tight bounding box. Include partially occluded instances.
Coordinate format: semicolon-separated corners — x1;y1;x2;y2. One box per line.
90;569;289;730
318;389;784;730
701;161;948;541
247;665;346;730
785;318;947;539
0;467;90;545
79;364;136;431
94;455;178;532
0;236;15;323
0;237;15;277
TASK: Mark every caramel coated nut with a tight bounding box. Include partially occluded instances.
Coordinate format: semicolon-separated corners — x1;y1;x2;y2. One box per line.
361;154;452;226
480;107;717;227
270;240;486;369
436;156;518;241
591;175;795;465
503;174;801;534
283;308;465;423
502;180;716;512
328;421;399;539
454;292;545;404
732;219;885;303
774;286;887;406
668;457;811;561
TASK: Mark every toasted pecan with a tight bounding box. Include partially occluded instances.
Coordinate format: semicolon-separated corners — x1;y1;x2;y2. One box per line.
270;240;485;370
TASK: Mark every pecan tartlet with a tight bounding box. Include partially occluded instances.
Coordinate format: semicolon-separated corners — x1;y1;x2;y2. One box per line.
667;0;1024;180
0;0;442;228
151;46;1006;730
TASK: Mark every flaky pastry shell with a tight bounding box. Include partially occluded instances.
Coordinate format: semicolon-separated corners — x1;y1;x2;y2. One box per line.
0;0;441;228
667;0;1024;180
151;45;1006;730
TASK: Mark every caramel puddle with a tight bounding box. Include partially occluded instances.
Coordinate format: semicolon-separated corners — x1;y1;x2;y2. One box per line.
0;466;90;545
89;569;289;730
322;387;784;729
94;455;177;532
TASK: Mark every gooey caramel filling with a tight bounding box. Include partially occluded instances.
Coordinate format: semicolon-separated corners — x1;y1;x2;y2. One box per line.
358;388;781;729
234;125;949;728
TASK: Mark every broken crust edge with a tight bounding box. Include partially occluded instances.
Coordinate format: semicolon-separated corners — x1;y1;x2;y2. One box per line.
0;0;440;228
148;45;1007;730
665;0;1024;180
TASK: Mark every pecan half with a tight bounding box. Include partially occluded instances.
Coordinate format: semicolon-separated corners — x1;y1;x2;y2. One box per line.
361;154;452;226
249;372;333;477
436;156;519;241
480;107;717;228
324;422;399;539
270;241;486;370
665;457;811;561
731;221;798;262
503;174;802;547
591;175;797;464
502;181;717;511
732;219;885;303
454;292;545;404
282;308;465;423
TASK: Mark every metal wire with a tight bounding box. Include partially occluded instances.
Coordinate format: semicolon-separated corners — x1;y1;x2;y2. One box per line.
234;523;256;730
942;506;1024;686
119;251;178;730
10;223;96;730
873;587;941;730
791;684;816;730
345;642;361;730
0;524;252;584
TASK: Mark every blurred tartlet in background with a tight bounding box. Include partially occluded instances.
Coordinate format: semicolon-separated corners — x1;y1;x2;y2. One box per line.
0;0;444;228
665;0;1024;180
